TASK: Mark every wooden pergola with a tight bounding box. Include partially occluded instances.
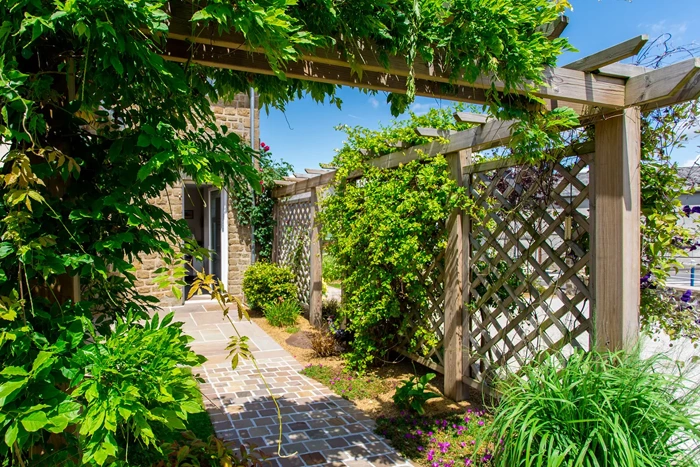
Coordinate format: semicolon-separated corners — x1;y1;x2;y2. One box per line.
163;9;700;398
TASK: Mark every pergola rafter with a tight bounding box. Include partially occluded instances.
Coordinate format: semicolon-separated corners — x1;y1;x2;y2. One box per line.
271;56;700;198
163;3;634;110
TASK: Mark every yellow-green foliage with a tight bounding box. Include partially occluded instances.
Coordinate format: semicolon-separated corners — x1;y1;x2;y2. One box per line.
320;107;470;370
243;262;298;311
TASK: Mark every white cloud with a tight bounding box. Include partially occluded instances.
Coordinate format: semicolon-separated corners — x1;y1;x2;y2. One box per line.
681;154;700;167
368;97;380;109
410;102;435;116
640;20;688;41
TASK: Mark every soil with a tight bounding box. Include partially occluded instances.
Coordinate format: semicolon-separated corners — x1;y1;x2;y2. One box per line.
249;310;487;420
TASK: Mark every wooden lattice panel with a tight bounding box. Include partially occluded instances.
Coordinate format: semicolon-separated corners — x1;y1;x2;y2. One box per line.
397;244;447;373
464;155;593;387
275;196;313;308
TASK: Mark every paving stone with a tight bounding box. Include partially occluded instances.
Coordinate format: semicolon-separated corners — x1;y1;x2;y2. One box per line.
281;442;309;455
342;446;372;460
288;422;310;431
304;440;331;452
364;442;392;456
287;431;310;442
325;427;350;437
180;301;414;467
277;455;306;467
367;453;412;467
326;437;350;449
308;419;330;429
343;460;373;467
301;452;327;465
345;424;366;434
253;416;277;426
305;429;327;440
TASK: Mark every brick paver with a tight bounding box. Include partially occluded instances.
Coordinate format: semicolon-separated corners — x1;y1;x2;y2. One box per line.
169;297;414;467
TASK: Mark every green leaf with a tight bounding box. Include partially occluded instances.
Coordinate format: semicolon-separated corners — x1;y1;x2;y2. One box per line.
110;56;124;75
137;133;151;148
0;379;27;406
1;366;28;376
20;411;49;432
31;351;54;375
0;242;13;259
4;422;18;447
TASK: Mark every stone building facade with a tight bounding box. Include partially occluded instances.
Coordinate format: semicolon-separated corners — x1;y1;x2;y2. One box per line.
133;93;259;306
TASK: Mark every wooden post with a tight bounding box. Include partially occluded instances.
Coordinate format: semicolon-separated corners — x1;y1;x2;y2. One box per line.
309;187;323;328
592;108;641;351
444;149;471;401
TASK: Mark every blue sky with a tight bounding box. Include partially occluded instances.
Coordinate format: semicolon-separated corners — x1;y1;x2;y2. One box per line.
260;0;700;171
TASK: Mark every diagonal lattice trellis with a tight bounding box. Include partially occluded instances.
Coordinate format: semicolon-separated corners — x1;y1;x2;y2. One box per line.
396;249;447;373
275;196;313;308
464;154;593;387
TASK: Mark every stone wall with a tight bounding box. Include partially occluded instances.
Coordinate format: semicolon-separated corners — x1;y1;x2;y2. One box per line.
132;94;258;305
133;185;184;307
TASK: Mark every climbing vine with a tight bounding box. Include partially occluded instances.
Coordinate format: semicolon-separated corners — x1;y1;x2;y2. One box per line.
319;107;473;369
232;144;293;261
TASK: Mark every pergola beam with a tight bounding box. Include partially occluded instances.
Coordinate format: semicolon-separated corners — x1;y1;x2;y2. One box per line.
625;57;700;106
641;71;700;111
163;40;496;104
165;5;626;109
453;112;489;124
563;35;648;72
414;127;457;138
305;168;333;174
597;63;652;79
272;118;517;198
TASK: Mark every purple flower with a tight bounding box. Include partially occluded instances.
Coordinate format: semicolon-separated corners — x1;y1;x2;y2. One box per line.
478;420;485;426
464;460;472;466
427;449;435;461
684;205;692;217
692;206;700;214
682;289;693;303
438;442;451;454
417;446;424;452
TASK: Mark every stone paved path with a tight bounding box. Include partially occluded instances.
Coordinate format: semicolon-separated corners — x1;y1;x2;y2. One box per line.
169;296;415;467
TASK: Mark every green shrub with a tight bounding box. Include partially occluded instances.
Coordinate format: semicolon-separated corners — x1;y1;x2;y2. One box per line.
263;299;301;327
393;373;441;415
322;253;342;283
482;349;700;467
242;261;297;311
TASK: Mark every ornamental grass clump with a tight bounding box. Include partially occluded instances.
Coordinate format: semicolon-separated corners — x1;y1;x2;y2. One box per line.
482;349;700;467
263;298;301;327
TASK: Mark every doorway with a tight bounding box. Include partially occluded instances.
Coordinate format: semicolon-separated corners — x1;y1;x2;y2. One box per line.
183;184;228;299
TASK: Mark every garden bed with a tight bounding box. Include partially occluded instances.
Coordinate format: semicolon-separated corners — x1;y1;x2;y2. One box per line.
250;308;492;466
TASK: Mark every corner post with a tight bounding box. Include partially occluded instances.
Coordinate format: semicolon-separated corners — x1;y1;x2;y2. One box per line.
309;187;323;328
592;108;641;350
444;149;471;401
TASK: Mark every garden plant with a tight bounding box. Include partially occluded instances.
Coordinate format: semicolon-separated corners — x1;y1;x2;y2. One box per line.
479;349;700;467
242;261;297;311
